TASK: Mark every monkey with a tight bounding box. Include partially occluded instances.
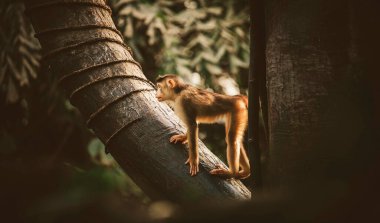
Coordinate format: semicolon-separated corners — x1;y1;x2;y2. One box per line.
155;74;250;179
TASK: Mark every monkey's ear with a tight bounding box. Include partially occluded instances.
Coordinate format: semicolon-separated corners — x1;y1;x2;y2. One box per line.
167;79;176;89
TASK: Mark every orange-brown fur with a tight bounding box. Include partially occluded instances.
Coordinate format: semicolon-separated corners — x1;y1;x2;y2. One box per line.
156;74;250;179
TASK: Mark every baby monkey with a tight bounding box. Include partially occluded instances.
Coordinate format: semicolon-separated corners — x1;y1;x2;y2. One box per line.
156;74;250;179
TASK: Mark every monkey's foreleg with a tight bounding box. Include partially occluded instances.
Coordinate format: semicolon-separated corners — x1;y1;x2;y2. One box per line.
186;123;199;176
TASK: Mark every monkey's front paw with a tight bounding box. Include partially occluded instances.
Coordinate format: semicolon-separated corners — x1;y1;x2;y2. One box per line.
185;157;199;176
169;134;187;144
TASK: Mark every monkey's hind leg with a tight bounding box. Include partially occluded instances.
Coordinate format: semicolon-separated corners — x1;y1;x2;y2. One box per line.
238;143;250;179
210;143;250;179
210;113;234;178
210;107;248;179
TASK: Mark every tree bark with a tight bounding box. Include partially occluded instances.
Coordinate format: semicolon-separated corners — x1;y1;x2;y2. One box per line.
25;0;250;202
264;0;379;195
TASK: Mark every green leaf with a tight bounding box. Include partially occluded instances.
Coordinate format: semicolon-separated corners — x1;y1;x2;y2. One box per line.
205;63;222;75
207;7;222;15
196;20;217;31
87;138;105;159
23;58;37;79
6;56;22;81
6;78;19;103
202;51;219;63
124;17;134;37
176;65;192;76
230;55;249;68
118;5;133;16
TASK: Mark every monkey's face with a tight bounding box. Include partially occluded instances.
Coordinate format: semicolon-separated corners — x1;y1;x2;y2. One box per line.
156;82;172;102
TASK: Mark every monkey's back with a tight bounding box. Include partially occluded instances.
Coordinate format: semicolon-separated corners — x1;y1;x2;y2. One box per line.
180;86;247;123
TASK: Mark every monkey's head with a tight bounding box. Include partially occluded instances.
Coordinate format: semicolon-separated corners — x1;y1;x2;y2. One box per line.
155;74;185;102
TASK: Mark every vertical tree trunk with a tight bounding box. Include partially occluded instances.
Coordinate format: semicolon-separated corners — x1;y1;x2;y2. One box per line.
265;0;378;195
25;0;250;202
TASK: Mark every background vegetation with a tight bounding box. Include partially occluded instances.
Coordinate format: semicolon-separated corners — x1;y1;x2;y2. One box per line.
0;0;249;221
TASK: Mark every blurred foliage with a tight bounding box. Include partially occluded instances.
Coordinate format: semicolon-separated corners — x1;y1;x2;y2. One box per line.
86;138;149;202
26;152;149;221
0;1;40;104
0;1;149;219
109;0;249;90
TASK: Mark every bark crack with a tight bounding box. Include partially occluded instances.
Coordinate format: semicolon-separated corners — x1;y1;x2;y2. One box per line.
35;25;123;40
105;117;142;153
69;75;156;100
87;88;155;126
42;37;133;59
58;59;142;83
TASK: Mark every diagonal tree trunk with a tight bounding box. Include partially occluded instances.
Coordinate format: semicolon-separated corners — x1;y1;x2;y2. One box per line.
25;0;250;201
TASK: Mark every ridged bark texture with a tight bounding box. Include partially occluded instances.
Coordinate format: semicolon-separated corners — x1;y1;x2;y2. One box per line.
25;0;250;202
265;0;377;193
